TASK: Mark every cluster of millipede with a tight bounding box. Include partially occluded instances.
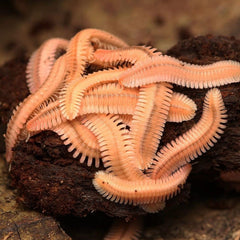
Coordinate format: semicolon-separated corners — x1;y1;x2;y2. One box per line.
5;28;240;239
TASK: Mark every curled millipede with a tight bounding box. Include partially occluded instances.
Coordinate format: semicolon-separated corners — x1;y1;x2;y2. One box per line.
26;38;68;93
104;217;143;240
59;68;126;120
92;45;160;68
25;85;196;132
131;83;173;169
167;92;197;122
151;88;227;179
82;114;144;180
65;28;129;83
93;164;191;205
5;56;66;162
53;117;101;167
80;83;139;115
120;55;240;89
26;100;65;131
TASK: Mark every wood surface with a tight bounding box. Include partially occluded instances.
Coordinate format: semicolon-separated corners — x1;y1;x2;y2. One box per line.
0;35;239;218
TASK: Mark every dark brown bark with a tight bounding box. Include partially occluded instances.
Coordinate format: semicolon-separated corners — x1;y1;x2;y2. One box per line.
0;35;239;217
0;157;71;240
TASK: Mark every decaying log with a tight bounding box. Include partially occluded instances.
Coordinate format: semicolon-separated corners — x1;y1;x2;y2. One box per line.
0;156;71;240
0;35;239;217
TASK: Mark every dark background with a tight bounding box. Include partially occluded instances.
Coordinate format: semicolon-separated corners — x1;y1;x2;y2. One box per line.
1;0;240;65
